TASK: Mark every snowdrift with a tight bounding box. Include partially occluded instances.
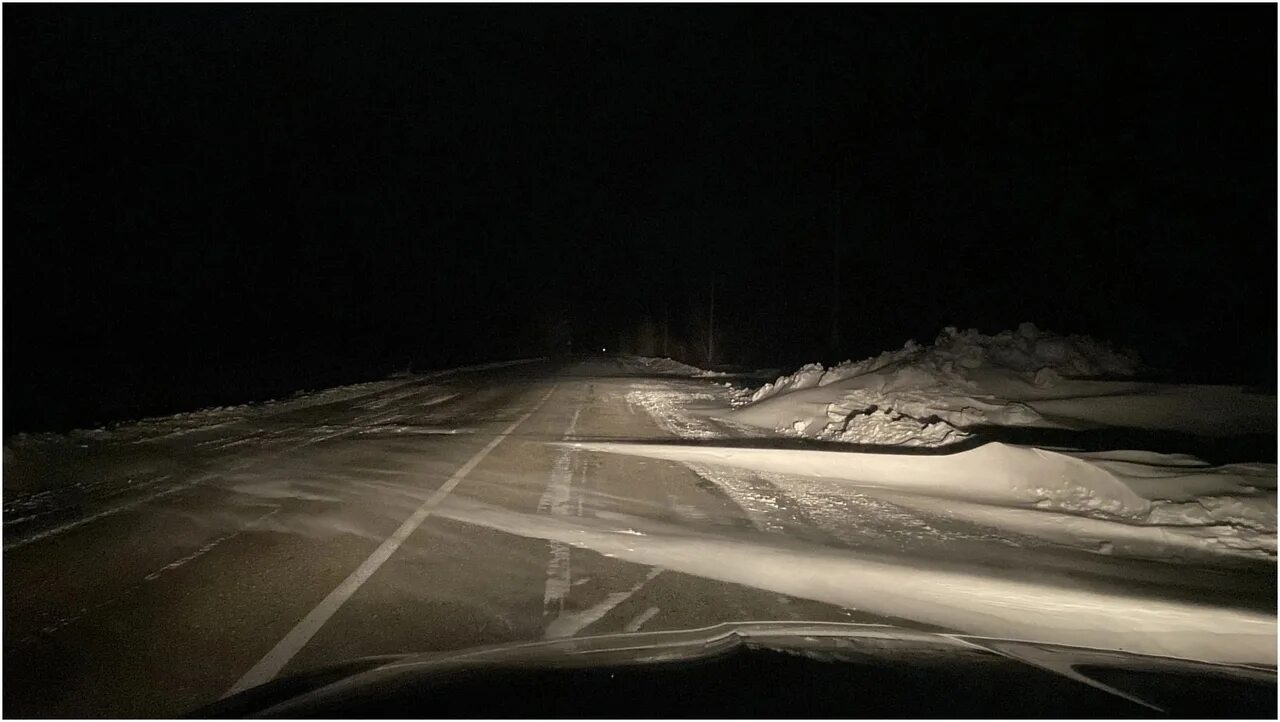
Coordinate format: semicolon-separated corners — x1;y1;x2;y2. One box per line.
730;324;1274;446
437;495;1276;665
572;440;1277;560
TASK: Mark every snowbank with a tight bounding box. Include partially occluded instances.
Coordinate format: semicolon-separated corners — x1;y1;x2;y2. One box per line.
631;356;727;378
748;324;1139;405
730;324;1273;445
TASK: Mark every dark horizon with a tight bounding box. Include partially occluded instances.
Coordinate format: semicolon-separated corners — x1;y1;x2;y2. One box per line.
6;4;1277;433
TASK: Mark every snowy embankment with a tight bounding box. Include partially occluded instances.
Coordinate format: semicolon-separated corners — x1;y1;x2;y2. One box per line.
630;356;728;378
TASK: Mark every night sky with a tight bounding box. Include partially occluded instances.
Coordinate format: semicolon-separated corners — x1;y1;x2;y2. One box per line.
5;4;1276;432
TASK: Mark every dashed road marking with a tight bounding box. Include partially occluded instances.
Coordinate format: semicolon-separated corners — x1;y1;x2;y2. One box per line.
545;567;663;639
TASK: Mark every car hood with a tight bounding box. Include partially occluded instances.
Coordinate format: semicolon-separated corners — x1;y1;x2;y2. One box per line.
198;621;1276;718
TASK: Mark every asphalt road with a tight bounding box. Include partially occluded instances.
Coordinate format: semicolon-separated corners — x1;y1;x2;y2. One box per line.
5;360;866;717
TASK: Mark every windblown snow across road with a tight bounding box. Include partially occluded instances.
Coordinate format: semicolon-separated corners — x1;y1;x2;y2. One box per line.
572;441;1276;561
3;353;1275;717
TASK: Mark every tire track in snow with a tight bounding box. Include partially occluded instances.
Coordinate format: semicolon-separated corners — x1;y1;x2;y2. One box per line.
540;388;665;638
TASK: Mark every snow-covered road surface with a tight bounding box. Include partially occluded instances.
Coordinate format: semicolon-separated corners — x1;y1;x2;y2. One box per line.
3;358;1275;716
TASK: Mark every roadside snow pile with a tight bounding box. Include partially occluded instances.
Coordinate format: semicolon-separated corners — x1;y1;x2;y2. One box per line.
730;324;1273;445
749;324;1139;405
632;356;727;378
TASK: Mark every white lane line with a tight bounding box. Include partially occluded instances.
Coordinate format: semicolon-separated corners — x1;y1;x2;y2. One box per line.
225;384;560;697
539;407;582;615
144;507;281;581
623;606;661;633
544;567;663;639
421;392;461;407
7;418;371;552
4;472;227;551
27;506;281;640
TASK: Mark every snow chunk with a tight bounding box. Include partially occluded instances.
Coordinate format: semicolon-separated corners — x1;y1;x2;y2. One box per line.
821;408;969;447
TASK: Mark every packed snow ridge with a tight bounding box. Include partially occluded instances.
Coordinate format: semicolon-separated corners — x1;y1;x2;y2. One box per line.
730;323;1273;446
